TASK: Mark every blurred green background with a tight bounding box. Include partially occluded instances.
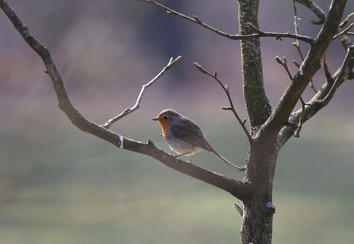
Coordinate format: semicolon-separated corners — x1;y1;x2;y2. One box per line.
1;0;354;243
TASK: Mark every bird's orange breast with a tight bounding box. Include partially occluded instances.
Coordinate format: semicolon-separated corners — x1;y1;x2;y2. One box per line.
157;119;172;140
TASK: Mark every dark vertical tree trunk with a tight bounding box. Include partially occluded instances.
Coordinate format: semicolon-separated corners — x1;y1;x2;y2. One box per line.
237;1;277;242
241;140;279;244
242;197;274;244
237;0;271;128
235;0;348;242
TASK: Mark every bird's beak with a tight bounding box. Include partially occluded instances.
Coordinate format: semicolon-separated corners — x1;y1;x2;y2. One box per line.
152;117;159;121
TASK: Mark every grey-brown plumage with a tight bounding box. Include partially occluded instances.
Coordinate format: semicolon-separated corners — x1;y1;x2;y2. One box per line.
153;109;245;171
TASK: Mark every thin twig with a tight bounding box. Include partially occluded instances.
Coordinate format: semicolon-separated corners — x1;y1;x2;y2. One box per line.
292;42;305;63
292;0;302;53
139;0;235;39
337;13;354;50
245;22;314;44
293;97;306;137
333;23;354;40
339;12;354;29
322;52;333;83
139;0;314;44
275;56;292;79
292;42;317;93
316;45;354;106
291;1;317;93
193;62;253;144
308;80;317;93
102;56;182;129
295;47;354;137
294;0;326;25
275;56;307;137
233;202;244;217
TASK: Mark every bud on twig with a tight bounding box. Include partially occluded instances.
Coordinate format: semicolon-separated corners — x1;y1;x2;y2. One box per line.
275;56;282;64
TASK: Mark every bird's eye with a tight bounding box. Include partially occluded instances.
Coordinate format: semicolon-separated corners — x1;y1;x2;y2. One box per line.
163;115;169;120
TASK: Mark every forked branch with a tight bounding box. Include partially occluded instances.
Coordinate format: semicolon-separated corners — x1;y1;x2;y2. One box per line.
278;45;353;148
294;0;326;25
259;0;347;142
275;56;308;137
333;23;354;40
291;0;318;93
315;45;354;106
193;62;253;143
140;0;314;44
246;22;314;44
337;13;354;50
102;56;182;129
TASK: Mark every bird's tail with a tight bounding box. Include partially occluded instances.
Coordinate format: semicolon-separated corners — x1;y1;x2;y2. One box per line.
215;152;246;171
204;141;246;171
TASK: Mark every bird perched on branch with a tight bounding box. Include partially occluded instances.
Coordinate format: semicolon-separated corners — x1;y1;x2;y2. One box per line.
152;109;245;171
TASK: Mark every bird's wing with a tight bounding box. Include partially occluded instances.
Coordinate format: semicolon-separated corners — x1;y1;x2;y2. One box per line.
170;118;212;152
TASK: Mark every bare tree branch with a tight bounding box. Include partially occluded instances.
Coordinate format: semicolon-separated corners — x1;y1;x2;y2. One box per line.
337;13;354;50
139;0;314;44
102;56;182;129
120;139;252;201
258;0;347;144
193;62;253;144
333;23;354;40
322;52;334;82
246;22;314;44
274;56;308;137
315;45;354;105
275;56;292;79
291;1;318;93
138;0;235;39
339;12;354;29
294;0;327;25
292;54;318;93
293;98;306;137
278;45;353;148
0;0;253;201
292;42;318;93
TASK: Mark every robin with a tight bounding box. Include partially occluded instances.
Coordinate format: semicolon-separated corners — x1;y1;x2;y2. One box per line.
152;109;245;171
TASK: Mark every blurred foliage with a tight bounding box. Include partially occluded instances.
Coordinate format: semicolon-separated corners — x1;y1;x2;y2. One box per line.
0;0;354;243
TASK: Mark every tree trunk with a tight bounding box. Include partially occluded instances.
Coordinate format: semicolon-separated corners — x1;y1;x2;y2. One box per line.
237;0;271;128
237;0;277;242
241;141;279;244
242;197;274;244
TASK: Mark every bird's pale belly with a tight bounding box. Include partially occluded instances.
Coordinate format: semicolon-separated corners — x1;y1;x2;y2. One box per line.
166;136;202;155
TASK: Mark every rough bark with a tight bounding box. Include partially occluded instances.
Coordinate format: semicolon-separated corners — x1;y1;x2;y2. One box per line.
237;0;272;128
237;0;348;243
237;0;276;243
241;141;279;244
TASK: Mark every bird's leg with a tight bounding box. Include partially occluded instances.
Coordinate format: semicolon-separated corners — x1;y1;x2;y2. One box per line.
173;152;196;163
187;152;197;163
